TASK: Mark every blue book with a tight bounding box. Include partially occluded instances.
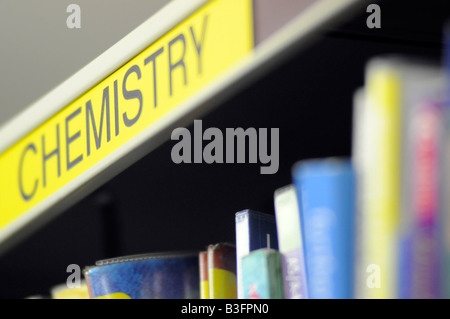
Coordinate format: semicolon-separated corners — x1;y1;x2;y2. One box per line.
235;209;278;299
292;158;355;299
84;251;200;299
241;248;284;299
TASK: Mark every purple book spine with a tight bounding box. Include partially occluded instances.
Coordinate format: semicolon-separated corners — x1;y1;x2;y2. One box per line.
412;102;441;298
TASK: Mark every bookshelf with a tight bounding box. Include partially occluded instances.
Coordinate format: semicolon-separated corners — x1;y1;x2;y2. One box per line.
0;0;448;298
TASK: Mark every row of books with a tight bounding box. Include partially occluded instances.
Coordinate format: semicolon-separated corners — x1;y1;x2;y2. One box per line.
204;51;450;299
352;54;449;299
232;160;354;299
98;54;450;299
33;157;352;299
41;160;360;299
30;36;450;300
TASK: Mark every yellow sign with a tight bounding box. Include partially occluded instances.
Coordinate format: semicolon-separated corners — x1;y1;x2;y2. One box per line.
0;0;253;231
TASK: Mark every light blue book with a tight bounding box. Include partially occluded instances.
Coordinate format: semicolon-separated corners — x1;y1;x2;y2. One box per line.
292;158;355;299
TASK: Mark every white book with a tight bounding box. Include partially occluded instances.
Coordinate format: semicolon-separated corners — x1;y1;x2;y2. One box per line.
274;185;308;299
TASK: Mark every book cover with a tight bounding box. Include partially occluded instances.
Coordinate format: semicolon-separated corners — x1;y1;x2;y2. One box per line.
273;184;308;299
51;281;90;299
440;105;450;299
411;100;443;298
208;243;237;299
199;251;209;299
398;61;444;299
441;28;450;299
83;251;200;299
352;88;376;299
292;158;355;299
241;248;284;299
235;209;278;299
359;59;402;299
356;57;443;298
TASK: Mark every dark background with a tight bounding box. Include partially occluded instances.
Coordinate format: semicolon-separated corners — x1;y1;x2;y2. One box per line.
0;0;448;298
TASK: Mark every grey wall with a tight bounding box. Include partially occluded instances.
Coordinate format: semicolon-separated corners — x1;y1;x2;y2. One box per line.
0;0;170;127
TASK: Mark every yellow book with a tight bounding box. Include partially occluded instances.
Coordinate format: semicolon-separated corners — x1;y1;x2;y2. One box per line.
208;243;237;299
199;251;209;299
357;59;401;299
51;281;90;299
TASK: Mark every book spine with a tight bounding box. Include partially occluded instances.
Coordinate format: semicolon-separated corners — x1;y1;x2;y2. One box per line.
442;29;450;298
358;63;401;298
293;158;355;299
352;88;368;299
274;185;308;299
235;210;278;299
235;211;250;299
440;107;450;298
241;248;284;299
208;243;237;299
411;102;442;298
84;254;200;299
199;251;209;299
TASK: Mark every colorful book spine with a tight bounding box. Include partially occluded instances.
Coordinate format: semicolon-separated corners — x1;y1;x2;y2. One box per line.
411;100;444;298
352;88;380;298
83;252;200;299
51;281;90;299
440;106;450;299
208;243;237;299
235;209;278;299
273;185;308;299
398;61;443;299
199;251;209;299
357;60;402;299
442;28;450;298
292;158;355;299
356;57;444;299
241;248;284;299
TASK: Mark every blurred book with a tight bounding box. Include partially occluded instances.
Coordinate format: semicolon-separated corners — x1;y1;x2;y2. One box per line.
235;209;278;299
292;158;355;299
354;56;444;298
441;27;450;298
208;243;237;299
51;280;90;299
440;102;450;299
199;251;209;299
399;61;444;299
352;88;370;299
84;251;200;299
241;248;284;299
273;184;308;299
411;99;445;298
357;57;402;299
24;295;51;299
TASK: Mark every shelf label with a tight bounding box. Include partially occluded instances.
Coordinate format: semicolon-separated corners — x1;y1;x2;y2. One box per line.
0;0;253;233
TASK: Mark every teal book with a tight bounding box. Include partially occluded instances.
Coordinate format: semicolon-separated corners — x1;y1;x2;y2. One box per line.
241;248;284;299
